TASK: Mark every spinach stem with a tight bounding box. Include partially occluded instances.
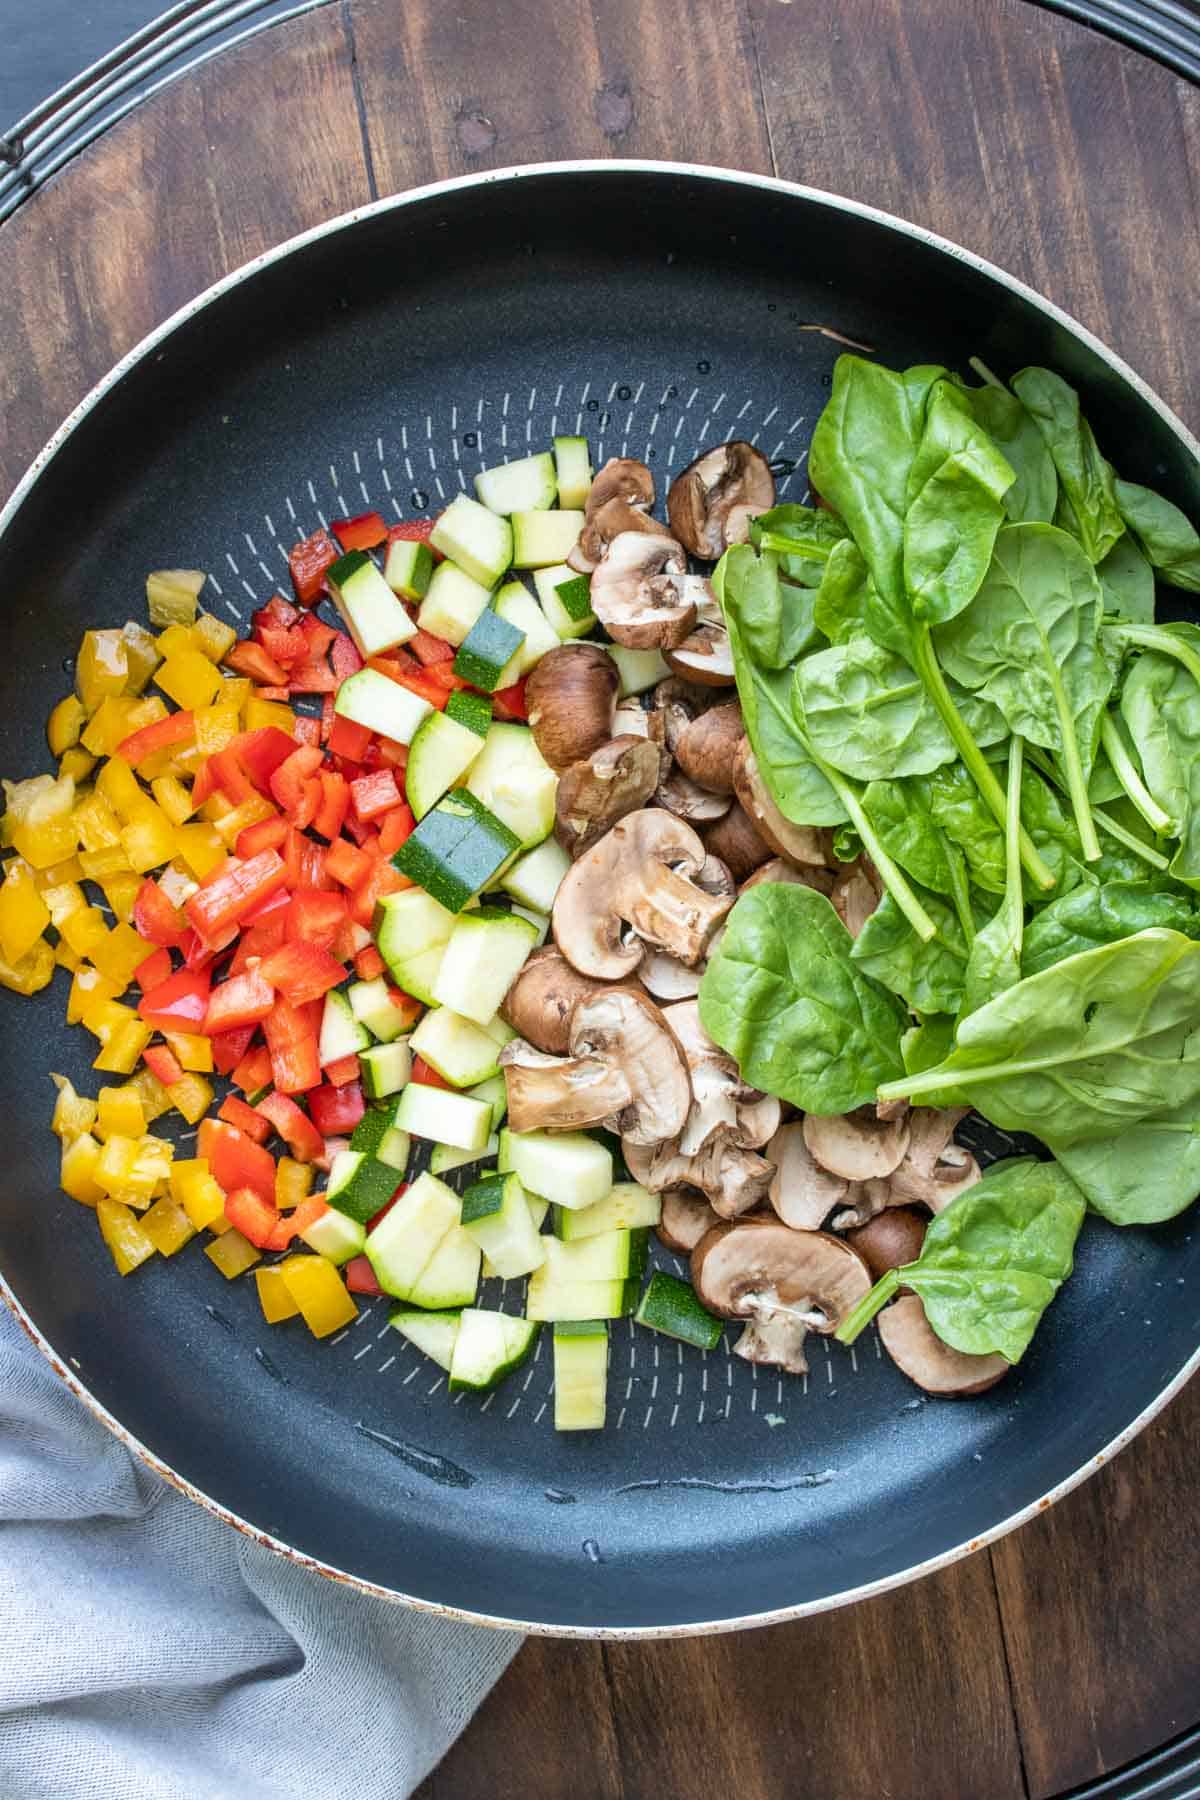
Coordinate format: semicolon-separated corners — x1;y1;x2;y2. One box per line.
941;836;976;946
1005;735;1025;966
1106;622;1200;689
806;748;940;945
1098;713;1173;835
968;356;1006;391
1025;743;1172;871
834;1268;900;1344
1048;664;1102;861
911;625;1057;890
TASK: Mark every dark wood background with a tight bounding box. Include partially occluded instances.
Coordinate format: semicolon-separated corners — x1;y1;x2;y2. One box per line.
2;1;1199;1793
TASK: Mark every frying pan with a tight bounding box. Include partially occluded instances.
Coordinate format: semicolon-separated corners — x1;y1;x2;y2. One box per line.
3;163;1200;1637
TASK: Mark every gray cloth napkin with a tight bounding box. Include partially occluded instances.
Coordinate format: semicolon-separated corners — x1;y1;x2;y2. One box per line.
0;1304;522;1799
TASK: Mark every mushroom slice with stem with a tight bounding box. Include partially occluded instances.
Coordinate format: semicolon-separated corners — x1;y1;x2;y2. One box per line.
732;740;832;867
499;987;691;1145
639;949;702;1002
844;1207;928;1282
696;855;736;899
566;458;657;573
667;441;777;559
552;808;733;979
766;1121;848;1232
704;804;772;883
611;698;666;748
662;999;781;1157
589;532;710;650
665;622;736;688
691;1221;871;1376
655;766;732;825
568;495;664;573
525;643;618;772
555;734;662;857
500;945;600;1056
877;1294;1008;1396
892;1141;981;1213
740;855;834;896
803;1109;910;1183
625;1134;775;1219
673;701;744;795
657;1186;720;1253
831;1176;898;1232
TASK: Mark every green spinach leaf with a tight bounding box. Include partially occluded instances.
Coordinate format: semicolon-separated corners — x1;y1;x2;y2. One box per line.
901;1013;956;1075
903;380;1016;624
750;503;848;588
860;778;952;892
1021;879;1198;978
1011;367;1125;564
1057;1100;1200;1224
793;637;957;781
719;543;819;669
1114;478;1200;593
968;380;1058;523
813;537;874;644
959;736;1024;1016
1119;634;1200;886
849;884;969;1014
1097;533;1156;621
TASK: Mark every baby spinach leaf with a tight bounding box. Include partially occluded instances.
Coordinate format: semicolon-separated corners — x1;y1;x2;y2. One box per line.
968;381;1058;523
698;884;907;1113
750;503;848;588
836;1157;1086;1362
924;764;1007;893
903;381;1016;625
1021;879;1198;978
1114;477;1200;593
719;543;818;669
1119;634;1200;886
880;928;1200;1149
901;1013;956;1075
1057;1100;1200;1224
850;884;969;1014
813;537;874;644
792;637;958;781
860;778;951;892
1011;367;1125;565
1097;533;1156;622
959;737;1025;1017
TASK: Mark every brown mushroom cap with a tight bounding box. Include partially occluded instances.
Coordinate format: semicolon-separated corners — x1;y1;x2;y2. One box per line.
500;945;600;1055
673;702;745;795
877;1294;1008;1397
844;1207;928;1281
553;808;733;978
649;677;721;747
587;456;656;517
611;698;665;747
696;854;736;899
525;644;618;772
830;1176;897;1232
803;1110;911;1184
664;623;736;687
568;496;664;573
554;734;662;857
589;532;704;650
692;1221;871;1374
499;986;691;1145
657;1186;720;1253
732;740;832;866
667;442;777;559
704;805;772;884
740;855;834;896
655;766;732;824
766;1122;849;1231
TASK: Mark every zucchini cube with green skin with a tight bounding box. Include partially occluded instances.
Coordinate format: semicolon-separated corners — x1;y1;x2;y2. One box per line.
492;581;561;675
553;436;593;511
465;722;558;850
498;1128;613;1209
327;550;418;657
335;667;433;744
326;1147;403;1225
448;1309;538;1393
525;1268;639;1322
445;688;492;737
319;987;370;1067
474;451;557;515
405;710;486;821
553;1319;607;1430
431;907;539;1027
429;1134;499;1178
452;607;526;692
300;1206;366;1266
405;1223;481;1311
376;1126;410;1172
392;791;521;914
635;1271;723;1350
430;496;513;588
358;1038;412;1099
499;837;570;916
511;509;587;569
410;1005;506;1087
543;1229;647;1284
364;1170;461;1300
417;559;493;646
461;1171;546;1280
350;1103;397;1158
383;536;433;601
532;564;595;639
373;887;457;1005
606;645;671;697
388;1307;462;1371
392;1082;493;1152
467;1070;508;1132
553;1182;661;1241
347;975;413;1042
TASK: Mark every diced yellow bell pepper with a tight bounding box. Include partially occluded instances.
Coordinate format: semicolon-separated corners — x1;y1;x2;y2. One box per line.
95;1019;152;1074
280;1255;358;1338
275;1157;313;1211
0;858;51;964
121;620;161;695
156;651;224;710
255;1264;301;1323
97;1084;147;1139
99;872;141;925
81;993;133;1039
48;695;88;756
244;698;296;735
218;676;251;713
169;743;204;780
40;879;87;927
94;1133;143;1199
150;775;194;826
158;861;198;908
207;1210;232;1236
170;1158;226;1231
81;696;140;757
134;1134;174;1187
60;905;109;960
120;800;177;873
205;1228;261;1279
61;1131;105;1206
167;1072;213;1125
5;773;79;868
147;570;206;628
193;613;237;662
78;846;133;880
126;1063;171;1123
96;757;144;821
33;856;84;890
73;789;124;852
213;795;275;848
89;921;148;988
68;965;120;1024
54;940;82;973
51;1073;99;1140
162;1029;213;1073
200;792;235;824
141;1194;195;1256
154;622;200;659
0;938;54;994
97;1196;156;1274
194;701;241;757
173;822;225;879
59;748;97;783
77;630;129;713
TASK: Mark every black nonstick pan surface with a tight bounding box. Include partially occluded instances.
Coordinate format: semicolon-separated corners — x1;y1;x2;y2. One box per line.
3;163;1199;1636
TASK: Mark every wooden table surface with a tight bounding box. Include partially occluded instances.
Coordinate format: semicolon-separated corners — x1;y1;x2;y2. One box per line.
3;1;1200;1793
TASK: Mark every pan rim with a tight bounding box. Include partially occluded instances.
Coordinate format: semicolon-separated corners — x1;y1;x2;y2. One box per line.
3;158;1199;1638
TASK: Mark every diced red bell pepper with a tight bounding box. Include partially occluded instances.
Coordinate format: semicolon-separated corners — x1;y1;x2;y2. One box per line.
368;1182;408;1231
340;812;374;848
344;1254;383;1296
263;996;321;1094
320;694;337;744
230;1043;273;1095
299;613;338;659
287;658;337;696
350;769;402;822
307;1079;365;1135
408;627;455;666
207;745;256;806
349;857;409;928
133;879;187;948
203;967;275;1035
387;987;423;1032
292;715;321;748
324;1053;361;1087
369;657;448;712
199;1119;278;1202
186;850;287;944
138;967;212;1032
492;679;528;721
218;1093;272;1143
422;661;472;695
255;1091;324;1162
211;1024;255;1074
238;727;298;792
387;518;439;548
257;623;307;668
376;804;415;858
369;736;409;773
285;888;347;950
288;528;339;606
286;1193;329;1236
269;745;324;827
327;714;373;761
253;594;302;634
117;709;195;764
235;814;287;858
312;769;349;841
330;633;364;683
223;1185;284;1248
324;837;373;890
354;944;386;981
181;926;225;968
259;941;346;1005
332;510;388;551
255;685;292;702
237;883;291;929
333;918;370;962
225;641;288;686
315;1135;349;1173
133;945;173;992
410;1058;451;1090
142;1043;185;1087
228;914;288;976
297;837;331;890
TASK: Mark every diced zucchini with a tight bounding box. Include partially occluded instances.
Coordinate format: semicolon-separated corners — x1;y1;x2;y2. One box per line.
335;667;432;744
393;791;521;913
448;1308;538;1392
406;1223;481;1311
383;536;434;602
553;1182;661;1241
445;688;492;737
429;1133;499;1177
389;1306;461;1370
410;1005;505;1087
553;437;593;512
417;559;494;646
511;509;586;569
373;887;457;1004
347;975;411;1043
392;1083;492;1152
465;722;557;849
299;1206;366;1266
365;1171;461;1300
350;1103;395;1159
475;452;557;515
509;904;550;945
452;607;526;692
543;1229;647;1283
326;1148;401;1225
498;1128;613;1208
377;1126;411;1172
466;1071;508;1132
525;1269;638;1322
461;1171;547;1279
359;1038;412;1099
327;550;417;657
492;581;561;675
499;836;570;915
319;987;369;1067
607;645;671;697
635;1270;723;1350
431;906;538;1026
554;1319;607;1430
405;710;485;821
430;496;513;588
533;563;595;639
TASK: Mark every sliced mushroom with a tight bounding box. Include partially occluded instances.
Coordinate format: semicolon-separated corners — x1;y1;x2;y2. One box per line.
692;1221;871;1375
667;442;777;559
590;533;710;651
732;741;832;867
704;804;772;883
877;1294;1008;1396
554;734;662;857
639;949;702;1001
664;622;736;687
525;644;618;772
740;855;834;897
650;677;720;749
553;809;733;978
663;1000;781;1157
673;702;744;795
656;765;732;824
566;458;657;573
611;698;666;749
500;946;599;1055
893;1141;982;1213
766;1122;848;1232
624;1134;774;1219
830;1176;896;1232
656;1186;720;1253
696;855;736;899
831;862;880;939
499;987;691;1145
803;1110;910;1183
568;495;664;573
844;1206;928;1280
